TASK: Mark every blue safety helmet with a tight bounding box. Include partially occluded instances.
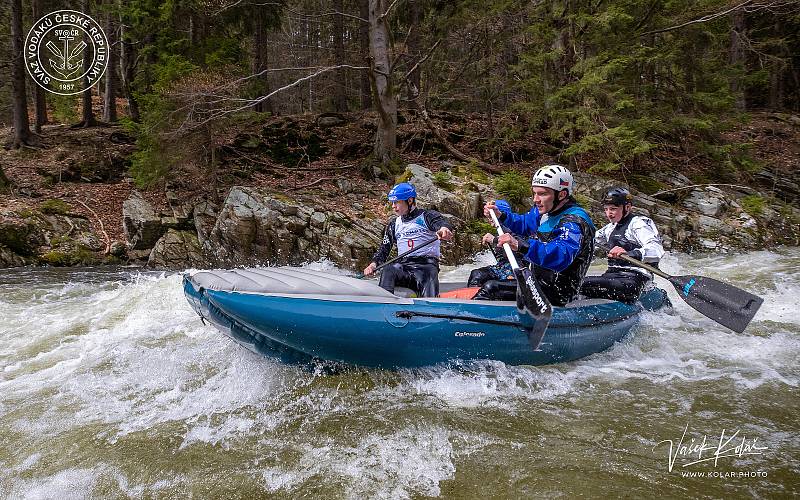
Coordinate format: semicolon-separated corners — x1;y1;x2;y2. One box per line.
387;182;417;202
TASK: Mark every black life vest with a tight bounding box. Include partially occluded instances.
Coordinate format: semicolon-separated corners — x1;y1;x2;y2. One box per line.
606;213;657;271
531;200;596;306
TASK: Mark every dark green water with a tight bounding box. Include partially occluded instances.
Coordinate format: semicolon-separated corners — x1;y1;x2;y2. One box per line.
1;249;798;498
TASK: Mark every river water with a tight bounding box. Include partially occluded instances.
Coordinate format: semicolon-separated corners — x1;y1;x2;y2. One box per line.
0;249;798;498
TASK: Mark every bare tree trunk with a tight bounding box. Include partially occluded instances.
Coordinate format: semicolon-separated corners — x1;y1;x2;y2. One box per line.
359;0;372;109
79;0;97;126
10;0;32;148
119;22;140;122
729;11;747;110
0;165;10;191
303;19;312;113
252;8;275;114
406;0;422;95
769;60;783;110
31;0;48;132
368;0;397;165
333;0;348;112
768;20;783;110
103;4;118;122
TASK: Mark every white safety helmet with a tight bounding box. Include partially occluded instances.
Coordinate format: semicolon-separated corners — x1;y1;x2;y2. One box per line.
531;164;574;195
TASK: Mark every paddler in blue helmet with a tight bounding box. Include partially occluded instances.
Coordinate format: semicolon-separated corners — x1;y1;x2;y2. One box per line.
363;182;454;297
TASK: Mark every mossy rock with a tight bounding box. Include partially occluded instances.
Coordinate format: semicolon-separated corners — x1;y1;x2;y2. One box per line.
432;171;455;191
329;215;354;229
740;194;765;216
463;182;481;193
464;219;494;235
39;245;96;266
40;199;71;215
272;193;295;204
466;166;490;185
395;168;413;184
629;175;666;195
574;193;595;210
0;222;35;256
49;235;72;247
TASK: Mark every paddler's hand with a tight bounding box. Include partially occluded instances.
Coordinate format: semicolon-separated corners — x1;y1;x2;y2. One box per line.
481;233;495;246
363;262;377;276
608;246;627;258
483;201;500;221
437;227;453;241
496;233;519;251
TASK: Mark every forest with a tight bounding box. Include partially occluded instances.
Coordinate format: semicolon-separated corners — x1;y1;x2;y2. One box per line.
1;0;799;192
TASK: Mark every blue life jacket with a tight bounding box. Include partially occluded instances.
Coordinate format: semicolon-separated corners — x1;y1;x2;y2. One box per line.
500;200;596;305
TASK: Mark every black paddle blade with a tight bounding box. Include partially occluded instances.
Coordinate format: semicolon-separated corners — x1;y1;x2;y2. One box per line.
513;267;553;350
669;275;764;333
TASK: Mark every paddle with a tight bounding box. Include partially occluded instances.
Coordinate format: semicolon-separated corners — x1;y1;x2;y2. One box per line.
358;236;440;279
609;252;763;333
488;210;552;350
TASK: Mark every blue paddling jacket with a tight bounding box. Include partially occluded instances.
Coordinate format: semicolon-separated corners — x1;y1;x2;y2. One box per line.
497;198;596;306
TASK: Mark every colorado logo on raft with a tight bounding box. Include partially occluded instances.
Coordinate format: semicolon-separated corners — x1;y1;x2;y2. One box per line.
454;331;486;337
24;10;109;96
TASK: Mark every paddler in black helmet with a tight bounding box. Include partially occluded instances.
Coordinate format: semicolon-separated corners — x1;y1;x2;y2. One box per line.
580;187;665;303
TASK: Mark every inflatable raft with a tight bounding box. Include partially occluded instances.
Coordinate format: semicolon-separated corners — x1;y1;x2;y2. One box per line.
183;267;670;368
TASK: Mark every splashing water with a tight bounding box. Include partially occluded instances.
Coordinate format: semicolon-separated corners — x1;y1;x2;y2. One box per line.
1;249;798;497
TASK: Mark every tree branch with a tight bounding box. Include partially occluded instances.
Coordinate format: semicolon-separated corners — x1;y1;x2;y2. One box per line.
406;78;503;174
381;0;403;20
642;0;753;35
75;199;111;254
287;176;336;190
652;183;755;198
170;65;369;131
404;38;442;81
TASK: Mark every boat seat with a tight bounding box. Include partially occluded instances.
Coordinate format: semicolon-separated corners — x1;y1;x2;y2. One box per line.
188;267;399;298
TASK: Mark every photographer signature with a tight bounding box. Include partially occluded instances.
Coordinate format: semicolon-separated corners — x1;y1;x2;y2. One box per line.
654;423;769;472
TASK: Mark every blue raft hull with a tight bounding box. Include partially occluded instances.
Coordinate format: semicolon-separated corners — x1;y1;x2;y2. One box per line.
183;274;670;368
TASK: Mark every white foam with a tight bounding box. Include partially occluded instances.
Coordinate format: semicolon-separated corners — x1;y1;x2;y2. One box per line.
8;467;98;500
262;425;455;499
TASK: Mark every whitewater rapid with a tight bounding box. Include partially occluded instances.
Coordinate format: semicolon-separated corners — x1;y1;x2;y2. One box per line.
1;249;797;498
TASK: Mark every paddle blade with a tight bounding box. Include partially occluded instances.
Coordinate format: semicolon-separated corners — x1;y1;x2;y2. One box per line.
669;275;764;333
513;267;553;350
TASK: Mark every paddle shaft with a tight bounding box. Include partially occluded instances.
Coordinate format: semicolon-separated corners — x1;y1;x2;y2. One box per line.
615;253;669;278
488;208;552;350
595;245;670;279
489;211;521;270
373;236;439;273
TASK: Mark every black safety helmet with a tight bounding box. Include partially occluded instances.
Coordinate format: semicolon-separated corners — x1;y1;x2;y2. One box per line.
602;187;633;206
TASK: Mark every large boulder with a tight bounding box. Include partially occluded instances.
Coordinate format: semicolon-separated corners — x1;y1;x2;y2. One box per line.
405;164;466;219
0;245;27;267
207;187;384;269
193;198;219;253
122;192;164;250
681;187;727;217
0;207;102;267
0;217;41;256
147;229;208;269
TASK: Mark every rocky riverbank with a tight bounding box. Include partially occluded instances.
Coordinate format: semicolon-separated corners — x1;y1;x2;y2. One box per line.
1;112;798;270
